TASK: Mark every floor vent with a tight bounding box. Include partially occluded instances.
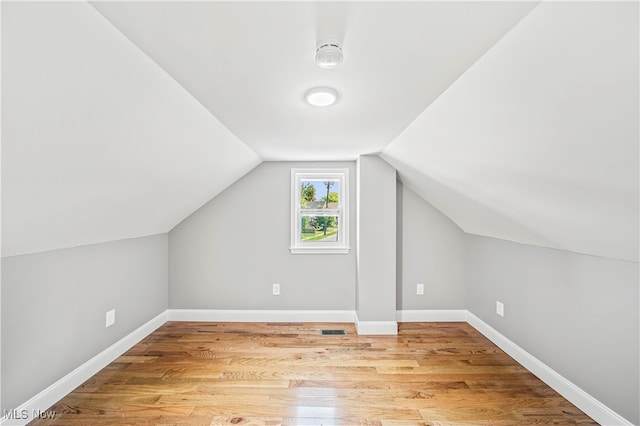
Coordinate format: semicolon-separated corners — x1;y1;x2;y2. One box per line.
321;329;346;336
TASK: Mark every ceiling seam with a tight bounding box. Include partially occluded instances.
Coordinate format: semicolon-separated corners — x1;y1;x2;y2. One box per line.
85;0;264;162
379;0;544;156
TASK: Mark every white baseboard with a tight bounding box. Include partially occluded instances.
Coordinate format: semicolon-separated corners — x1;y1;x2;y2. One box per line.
167;309;355;323
355;314;398;335
0;311;167;426
466;312;633;426
396;309;467;322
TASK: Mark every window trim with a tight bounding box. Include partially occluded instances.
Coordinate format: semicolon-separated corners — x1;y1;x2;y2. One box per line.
290;168;350;254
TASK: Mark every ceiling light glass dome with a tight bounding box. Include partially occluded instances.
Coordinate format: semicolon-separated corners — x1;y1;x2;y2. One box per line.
304;87;339;107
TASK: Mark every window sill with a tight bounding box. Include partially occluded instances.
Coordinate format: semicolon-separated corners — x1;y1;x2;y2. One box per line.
290;246;351;255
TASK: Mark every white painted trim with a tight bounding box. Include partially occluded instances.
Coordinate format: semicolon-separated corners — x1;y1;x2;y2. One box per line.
396;309;467;322
355;314;398;335
167;309;355;323
289;247;350;254
290;168;350;255
0;311;167;426
466;312;633;426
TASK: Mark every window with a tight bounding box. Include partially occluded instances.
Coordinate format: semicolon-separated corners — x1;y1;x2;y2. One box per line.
291;168;349;254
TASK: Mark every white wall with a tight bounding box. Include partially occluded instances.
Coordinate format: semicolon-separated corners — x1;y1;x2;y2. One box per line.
1;234;168;412
466;235;639;425
169;162;356;310
397;182;466;310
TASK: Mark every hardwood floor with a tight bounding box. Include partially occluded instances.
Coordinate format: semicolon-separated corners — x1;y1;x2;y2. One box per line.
32;322;597;425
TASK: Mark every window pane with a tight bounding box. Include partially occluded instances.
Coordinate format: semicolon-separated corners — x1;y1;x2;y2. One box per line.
300;179;340;209
300;216;339;242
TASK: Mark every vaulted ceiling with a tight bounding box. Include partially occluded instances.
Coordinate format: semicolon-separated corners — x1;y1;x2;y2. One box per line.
382;1;639;262
2;1;638;262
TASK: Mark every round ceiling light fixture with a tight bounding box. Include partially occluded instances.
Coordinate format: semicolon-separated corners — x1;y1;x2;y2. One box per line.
315;40;343;69
304;87;339;107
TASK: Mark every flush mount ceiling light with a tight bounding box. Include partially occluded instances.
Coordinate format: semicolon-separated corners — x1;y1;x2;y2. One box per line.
315;40;343;69
304;87;339;107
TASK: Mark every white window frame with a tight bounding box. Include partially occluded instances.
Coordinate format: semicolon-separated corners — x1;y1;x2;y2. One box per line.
290;168;350;254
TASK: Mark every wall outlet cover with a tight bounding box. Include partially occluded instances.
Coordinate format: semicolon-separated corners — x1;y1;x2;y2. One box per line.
272;283;280;296
496;301;504;317
416;283;425;295
105;309;116;327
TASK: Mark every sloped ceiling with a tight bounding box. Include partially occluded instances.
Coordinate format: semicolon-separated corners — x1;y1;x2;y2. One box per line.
2;1;637;263
89;1;537;160
1;2;261;256
382;1;639;262
2;0;537;257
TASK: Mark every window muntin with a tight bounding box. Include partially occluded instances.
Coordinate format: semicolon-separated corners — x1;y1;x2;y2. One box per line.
291;169;349;254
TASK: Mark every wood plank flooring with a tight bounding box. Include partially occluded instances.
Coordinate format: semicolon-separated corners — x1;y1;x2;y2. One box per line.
31;322;598;425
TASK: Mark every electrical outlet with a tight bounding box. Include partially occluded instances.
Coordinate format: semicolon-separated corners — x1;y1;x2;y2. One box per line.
416;283;425;295
105;309;116;327
496;301;504;317
272;283;280;296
